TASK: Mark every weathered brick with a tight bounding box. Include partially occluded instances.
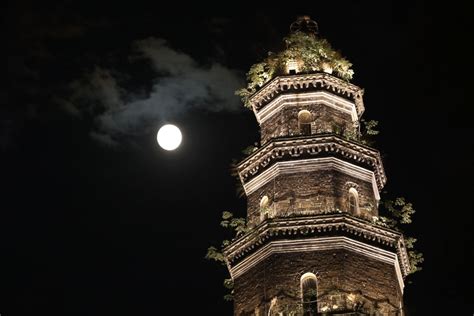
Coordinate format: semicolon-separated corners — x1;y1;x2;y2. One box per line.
233;250;402;315
247;170;377;228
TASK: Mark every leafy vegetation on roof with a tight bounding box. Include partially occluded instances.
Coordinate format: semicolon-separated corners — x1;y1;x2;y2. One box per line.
236;32;354;108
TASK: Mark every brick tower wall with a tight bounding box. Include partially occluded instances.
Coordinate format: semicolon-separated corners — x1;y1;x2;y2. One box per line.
259;101;356;145
233;249;402;315
246;169;378;228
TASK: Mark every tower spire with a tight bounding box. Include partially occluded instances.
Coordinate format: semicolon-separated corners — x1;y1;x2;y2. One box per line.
290;15;319;36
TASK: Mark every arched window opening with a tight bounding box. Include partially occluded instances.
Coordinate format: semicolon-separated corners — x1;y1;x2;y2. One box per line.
298;110;312;135
301;273;318;316
260;195;270;221
348;188;360;215
260;195;269;208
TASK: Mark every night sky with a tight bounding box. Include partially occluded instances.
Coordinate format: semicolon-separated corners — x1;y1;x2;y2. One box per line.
3;1;473;315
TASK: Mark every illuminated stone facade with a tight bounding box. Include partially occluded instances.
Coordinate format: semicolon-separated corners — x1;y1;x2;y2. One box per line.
225;17;410;316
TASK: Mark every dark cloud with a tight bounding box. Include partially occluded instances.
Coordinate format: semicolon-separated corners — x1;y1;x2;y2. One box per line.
65;67;123;116
4;2;115;150
65;37;243;145
89;130;119;147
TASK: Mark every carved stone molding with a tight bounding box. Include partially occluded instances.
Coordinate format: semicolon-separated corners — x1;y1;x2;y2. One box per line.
249;73;365;116
237;135;386;190
223;214;410;280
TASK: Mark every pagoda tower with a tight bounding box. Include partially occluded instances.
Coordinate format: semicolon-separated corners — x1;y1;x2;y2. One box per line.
223;17;411;315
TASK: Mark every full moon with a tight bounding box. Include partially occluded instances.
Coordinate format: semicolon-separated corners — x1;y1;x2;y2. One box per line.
157;124;182;151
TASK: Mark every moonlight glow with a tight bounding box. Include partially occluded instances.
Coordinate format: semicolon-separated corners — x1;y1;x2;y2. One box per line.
157;124;182;151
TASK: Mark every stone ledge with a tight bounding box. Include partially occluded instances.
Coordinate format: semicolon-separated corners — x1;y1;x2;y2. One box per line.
249;73;365;116
223;213;410;278
237;134;386;190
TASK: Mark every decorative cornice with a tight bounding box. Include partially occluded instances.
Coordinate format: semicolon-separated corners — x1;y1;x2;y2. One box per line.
249;73;364;117
243;157;380;201
237;135;386;190
223;214;410;279
227;236;406;293
255;91;358;125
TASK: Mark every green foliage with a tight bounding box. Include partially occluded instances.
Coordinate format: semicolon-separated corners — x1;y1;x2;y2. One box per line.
359;119;379;145
405;237;417;249
362;119;379;136
205;246;225;265
374;216;398;230
223;293;234;302
222;278;235;302
207;211;248;266
408;250;424;273
404;237;423;273
236;32;354;107
342;127;359;142
377;197;423;275
220;211;249;237
221;211;233;220
322;119;379;146
241;144;259;155
282;32;353;80
223;278;233;289
383;197;415;225
206;211;248;301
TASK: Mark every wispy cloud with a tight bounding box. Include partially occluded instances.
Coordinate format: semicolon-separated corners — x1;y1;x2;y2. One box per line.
64;37;243;146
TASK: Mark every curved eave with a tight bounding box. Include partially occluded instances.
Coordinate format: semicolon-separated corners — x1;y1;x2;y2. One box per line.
248;73;365;117
237;134;386;190
223;213;411;279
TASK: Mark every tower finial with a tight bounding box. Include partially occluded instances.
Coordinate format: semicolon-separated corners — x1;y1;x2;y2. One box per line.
290;16;319;35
